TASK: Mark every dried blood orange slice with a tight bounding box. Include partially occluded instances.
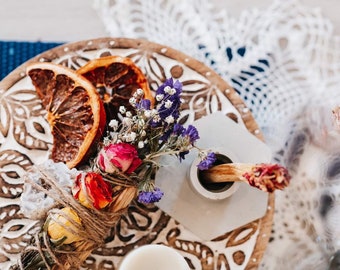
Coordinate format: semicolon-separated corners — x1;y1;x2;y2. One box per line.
77;56;153;122
27;62;106;169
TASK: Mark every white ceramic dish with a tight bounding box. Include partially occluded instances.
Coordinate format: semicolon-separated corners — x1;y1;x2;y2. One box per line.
156;112;272;240
188;150;241;201
119;244;190;270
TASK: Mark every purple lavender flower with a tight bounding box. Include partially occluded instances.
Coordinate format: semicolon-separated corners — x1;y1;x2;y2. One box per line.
173;123;185;136
184;125;200;144
156;78;182;97
151;78;183;127
137;99;151;110
137;187;164;203
156;98;181;124
197;152;216;170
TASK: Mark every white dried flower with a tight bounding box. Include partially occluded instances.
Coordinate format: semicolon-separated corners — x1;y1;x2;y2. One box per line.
153;115;161;123
129;97;137;105
138;141;145;148
165;115;174;124
144;110;151;118
109;119;119;130
136;88;144;96
122;117;133;126
130;132;137;141
164;86;171;93
156;94;164;101
137;118;145;127
164;86;176;95
124;132;137;142
151;109;158;116
119;106;126;114
164;100;173;109
126;111;132;118
108;131;119;142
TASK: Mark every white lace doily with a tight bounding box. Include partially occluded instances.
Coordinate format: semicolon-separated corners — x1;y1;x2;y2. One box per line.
94;0;340;269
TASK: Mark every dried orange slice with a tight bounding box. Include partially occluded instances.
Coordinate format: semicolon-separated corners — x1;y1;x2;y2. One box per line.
77;56;153;121
27;62;106;169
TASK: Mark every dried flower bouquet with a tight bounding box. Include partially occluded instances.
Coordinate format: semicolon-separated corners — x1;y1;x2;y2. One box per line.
13;77;217;269
13;59;291;269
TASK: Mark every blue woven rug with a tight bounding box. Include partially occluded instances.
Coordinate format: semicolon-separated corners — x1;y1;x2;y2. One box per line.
0;41;63;80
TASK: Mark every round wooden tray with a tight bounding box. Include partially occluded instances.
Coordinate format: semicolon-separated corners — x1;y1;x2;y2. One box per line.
0;37;274;270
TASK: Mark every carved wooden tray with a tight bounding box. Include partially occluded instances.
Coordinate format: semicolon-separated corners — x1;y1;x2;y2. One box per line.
0;38;274;270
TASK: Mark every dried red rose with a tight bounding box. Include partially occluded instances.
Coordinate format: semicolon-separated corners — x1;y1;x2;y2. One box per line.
242;163;291;192
72;172;112;210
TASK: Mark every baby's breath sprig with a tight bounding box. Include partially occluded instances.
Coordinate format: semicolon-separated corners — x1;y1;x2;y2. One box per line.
101;78;216;203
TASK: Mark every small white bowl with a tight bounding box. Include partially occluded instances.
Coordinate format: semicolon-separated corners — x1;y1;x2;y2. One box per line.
119;244;189;270
189;150;241;201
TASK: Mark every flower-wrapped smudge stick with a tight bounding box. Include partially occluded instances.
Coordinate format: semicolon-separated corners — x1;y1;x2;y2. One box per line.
200;163;291;192
13;77;216;269
12;162;137;270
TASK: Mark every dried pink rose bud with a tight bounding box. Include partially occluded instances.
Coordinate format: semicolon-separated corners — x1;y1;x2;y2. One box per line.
97;142;142;174
242;164;291;192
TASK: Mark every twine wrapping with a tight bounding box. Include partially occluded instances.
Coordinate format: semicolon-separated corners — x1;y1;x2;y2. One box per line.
14;164;137;270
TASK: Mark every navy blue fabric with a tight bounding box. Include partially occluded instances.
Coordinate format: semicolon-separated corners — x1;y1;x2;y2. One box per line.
0;41;63;80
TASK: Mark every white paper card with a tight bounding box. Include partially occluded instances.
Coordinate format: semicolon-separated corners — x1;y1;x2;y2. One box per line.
155;112;272;240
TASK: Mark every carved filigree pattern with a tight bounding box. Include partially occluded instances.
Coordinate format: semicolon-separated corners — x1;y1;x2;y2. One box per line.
0;38;272;270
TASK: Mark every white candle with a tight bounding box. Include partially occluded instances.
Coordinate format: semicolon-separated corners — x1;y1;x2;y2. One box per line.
119;244;190;270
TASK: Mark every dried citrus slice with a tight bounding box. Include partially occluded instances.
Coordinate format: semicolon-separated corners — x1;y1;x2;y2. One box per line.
77;55;153;121
27;62;106;169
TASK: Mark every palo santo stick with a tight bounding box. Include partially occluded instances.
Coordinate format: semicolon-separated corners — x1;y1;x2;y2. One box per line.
201;163;291;192
200;163;253;183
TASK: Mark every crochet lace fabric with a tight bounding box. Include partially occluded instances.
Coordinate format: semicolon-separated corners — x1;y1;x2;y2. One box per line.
94;0;340;269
